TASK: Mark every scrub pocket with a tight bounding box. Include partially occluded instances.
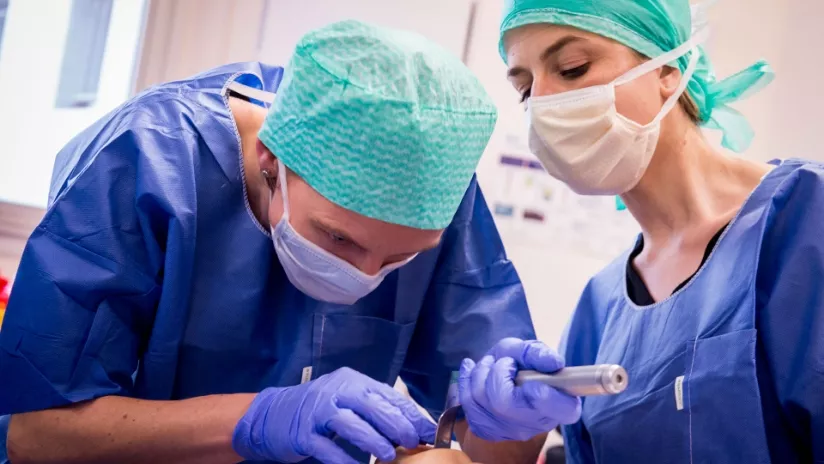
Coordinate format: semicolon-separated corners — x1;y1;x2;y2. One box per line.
583;347;691;463
583;329;771;463
311;313;416;385
684;329;770;463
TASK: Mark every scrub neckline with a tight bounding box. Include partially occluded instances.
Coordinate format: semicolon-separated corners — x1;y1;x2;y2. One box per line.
220;71;272;239
620;160;784;311
625;224;728;306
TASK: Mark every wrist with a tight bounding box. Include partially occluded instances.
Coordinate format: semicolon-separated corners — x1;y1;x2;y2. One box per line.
232;387;292;461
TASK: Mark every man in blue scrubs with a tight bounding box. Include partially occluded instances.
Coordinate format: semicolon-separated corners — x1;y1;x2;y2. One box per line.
0;20;579;464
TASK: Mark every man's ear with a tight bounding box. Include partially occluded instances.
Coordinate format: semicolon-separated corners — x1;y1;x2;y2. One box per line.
257;139;278;188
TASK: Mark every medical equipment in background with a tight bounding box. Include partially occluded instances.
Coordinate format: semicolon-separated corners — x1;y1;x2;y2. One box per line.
434;365;629;449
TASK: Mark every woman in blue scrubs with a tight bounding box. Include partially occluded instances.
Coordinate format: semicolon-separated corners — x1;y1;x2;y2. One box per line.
0;20;578;464
493;0;823;462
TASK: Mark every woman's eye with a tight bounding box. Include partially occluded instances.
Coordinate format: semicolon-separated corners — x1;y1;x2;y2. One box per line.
559;63;590;80
519;88;531;103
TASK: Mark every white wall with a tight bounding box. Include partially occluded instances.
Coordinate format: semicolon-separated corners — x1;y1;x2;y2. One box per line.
134;0;473;92
735;0;824;162
258;0;473;67
0;0;146;208
133;0;268;93
702;0;793;162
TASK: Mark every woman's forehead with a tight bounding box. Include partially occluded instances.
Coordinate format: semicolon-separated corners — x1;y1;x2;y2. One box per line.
505;24;594;52
504;24;627;67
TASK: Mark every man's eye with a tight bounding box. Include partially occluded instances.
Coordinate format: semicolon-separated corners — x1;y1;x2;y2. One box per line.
519;88;531;103
328;232;347;244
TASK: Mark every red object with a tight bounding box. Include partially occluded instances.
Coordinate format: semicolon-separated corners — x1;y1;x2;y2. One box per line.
0;274;9;306
523;209;546;222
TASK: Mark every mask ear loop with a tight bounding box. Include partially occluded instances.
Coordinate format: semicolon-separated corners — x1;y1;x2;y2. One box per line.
651;45;701;126
276;159;291;220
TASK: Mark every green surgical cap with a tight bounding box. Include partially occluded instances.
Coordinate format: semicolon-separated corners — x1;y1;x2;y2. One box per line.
259;20;497;230
499;0;775;152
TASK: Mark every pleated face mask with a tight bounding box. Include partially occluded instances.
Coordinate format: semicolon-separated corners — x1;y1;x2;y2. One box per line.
526;28;706;195
270;160;415;305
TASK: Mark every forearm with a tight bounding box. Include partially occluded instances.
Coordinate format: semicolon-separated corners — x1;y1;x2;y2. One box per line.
7;394;256;464
455;420;546;464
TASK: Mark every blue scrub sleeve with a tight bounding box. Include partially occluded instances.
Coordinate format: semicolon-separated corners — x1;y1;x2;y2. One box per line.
756;165;824;460
399;179;537;419
0;127;196;415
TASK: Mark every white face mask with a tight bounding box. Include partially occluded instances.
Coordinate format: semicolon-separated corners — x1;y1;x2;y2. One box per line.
526;29;707;195
270;160;415;305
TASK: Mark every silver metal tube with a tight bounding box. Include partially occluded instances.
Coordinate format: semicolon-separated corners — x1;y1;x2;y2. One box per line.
515;364;629;396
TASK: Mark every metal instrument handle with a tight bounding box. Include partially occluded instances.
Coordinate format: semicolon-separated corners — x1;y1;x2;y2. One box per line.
515;364;629;396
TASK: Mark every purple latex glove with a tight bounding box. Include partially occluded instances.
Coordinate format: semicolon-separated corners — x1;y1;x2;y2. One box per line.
458;338;582;442
233;367;436;464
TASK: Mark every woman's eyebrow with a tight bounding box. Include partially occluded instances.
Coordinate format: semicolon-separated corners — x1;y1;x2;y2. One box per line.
507;35;586;78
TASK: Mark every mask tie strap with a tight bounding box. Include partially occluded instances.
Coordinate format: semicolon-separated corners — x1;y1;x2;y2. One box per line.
613;25;709;87
701;60;775;152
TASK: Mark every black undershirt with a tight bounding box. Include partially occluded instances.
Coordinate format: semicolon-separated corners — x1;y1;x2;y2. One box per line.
626;225;728;306
227;89;252;102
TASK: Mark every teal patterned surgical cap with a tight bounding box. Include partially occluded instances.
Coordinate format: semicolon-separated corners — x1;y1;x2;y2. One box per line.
259;20;498;230
499;0;774;152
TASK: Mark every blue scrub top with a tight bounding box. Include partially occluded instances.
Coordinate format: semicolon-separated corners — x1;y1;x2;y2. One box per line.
561;159;824;463
0;62;536;463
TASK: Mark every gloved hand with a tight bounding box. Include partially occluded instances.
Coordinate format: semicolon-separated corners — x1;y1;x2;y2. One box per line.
458;338;582;442
233;367;436;464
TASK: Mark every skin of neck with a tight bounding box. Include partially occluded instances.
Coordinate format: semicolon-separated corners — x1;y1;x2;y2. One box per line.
229;97;271;225
620;108;773;252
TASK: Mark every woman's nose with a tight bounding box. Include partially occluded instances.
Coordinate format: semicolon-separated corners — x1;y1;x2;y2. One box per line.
531;73;565;98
